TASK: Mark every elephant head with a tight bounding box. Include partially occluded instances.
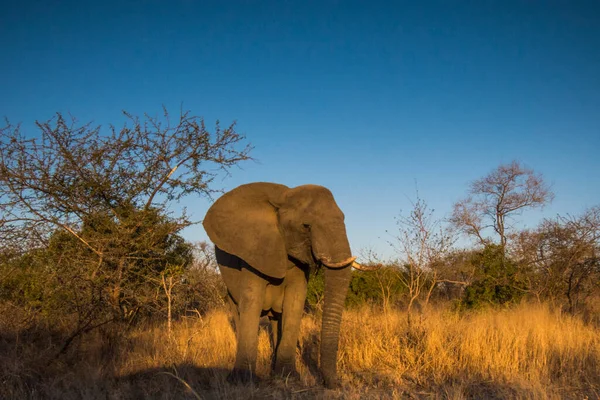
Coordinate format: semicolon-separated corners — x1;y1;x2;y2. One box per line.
203;182;373;387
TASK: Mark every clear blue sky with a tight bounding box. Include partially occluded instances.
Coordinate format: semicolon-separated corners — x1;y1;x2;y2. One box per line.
2;1;599;259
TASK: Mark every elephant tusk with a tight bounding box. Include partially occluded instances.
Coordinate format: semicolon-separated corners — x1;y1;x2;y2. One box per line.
351;261;382;271
321;256;356;268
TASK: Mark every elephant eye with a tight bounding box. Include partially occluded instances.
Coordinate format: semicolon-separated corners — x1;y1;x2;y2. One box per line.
302;223;311;230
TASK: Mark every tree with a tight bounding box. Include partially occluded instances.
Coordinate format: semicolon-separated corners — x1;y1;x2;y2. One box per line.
429;250;478;301
450;161;553;309
160;263;184;336
513;207;600;313
389;193;454;322
174;241;227;316
451;161;553;253
0;108;251;320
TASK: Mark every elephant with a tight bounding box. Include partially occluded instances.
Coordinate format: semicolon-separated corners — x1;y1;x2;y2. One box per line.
202;182;375;388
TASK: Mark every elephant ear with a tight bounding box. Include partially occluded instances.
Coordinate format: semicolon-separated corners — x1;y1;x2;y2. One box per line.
202;182;290;280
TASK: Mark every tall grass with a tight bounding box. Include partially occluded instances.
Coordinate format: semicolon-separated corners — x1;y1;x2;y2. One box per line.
1;303;599;399
338;305;600;398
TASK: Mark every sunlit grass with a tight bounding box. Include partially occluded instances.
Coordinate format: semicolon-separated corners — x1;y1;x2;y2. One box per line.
1;303;599;399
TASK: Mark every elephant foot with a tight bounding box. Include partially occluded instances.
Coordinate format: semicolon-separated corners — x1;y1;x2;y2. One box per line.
272;362;300;381
323;374;340;389
226;368;258;385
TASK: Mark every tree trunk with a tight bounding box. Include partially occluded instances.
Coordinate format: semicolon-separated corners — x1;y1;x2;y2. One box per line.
162;274;174;336
111;258;125;318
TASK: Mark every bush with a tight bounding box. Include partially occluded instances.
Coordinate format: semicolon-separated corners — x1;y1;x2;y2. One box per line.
305;266;407;310
306;267;325;311
461;245;527;309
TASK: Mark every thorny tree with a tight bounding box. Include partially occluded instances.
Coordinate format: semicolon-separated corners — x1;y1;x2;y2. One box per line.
0;108;251;322
451;161;554;253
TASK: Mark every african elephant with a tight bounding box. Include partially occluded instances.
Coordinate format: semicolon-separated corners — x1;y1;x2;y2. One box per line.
202;182;374;388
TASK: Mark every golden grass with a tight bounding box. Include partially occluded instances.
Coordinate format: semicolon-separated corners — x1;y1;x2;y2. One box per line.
1;303;599;399
337;305;600;398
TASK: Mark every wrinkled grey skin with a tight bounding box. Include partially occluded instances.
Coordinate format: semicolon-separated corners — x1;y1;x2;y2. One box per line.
203;182;355;388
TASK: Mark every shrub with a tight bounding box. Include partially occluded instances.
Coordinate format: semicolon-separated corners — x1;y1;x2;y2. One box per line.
461;244;527;309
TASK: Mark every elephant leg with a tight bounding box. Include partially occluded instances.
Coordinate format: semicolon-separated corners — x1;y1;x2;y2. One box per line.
269;315;280;351
268;315;280;369
229;268;267;383
273;266;307;377
227;294;240;334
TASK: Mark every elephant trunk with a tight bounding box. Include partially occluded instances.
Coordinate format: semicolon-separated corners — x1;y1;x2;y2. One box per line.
320;264;352;388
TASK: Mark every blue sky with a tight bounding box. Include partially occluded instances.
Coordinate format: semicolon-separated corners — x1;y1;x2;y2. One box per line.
2;1;599;259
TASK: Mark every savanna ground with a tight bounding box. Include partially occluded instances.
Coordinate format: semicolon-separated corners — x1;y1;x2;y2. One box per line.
2;114;599;399
2;302;599;400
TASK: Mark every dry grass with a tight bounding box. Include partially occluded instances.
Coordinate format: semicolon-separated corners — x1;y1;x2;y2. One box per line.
1;303;599;399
